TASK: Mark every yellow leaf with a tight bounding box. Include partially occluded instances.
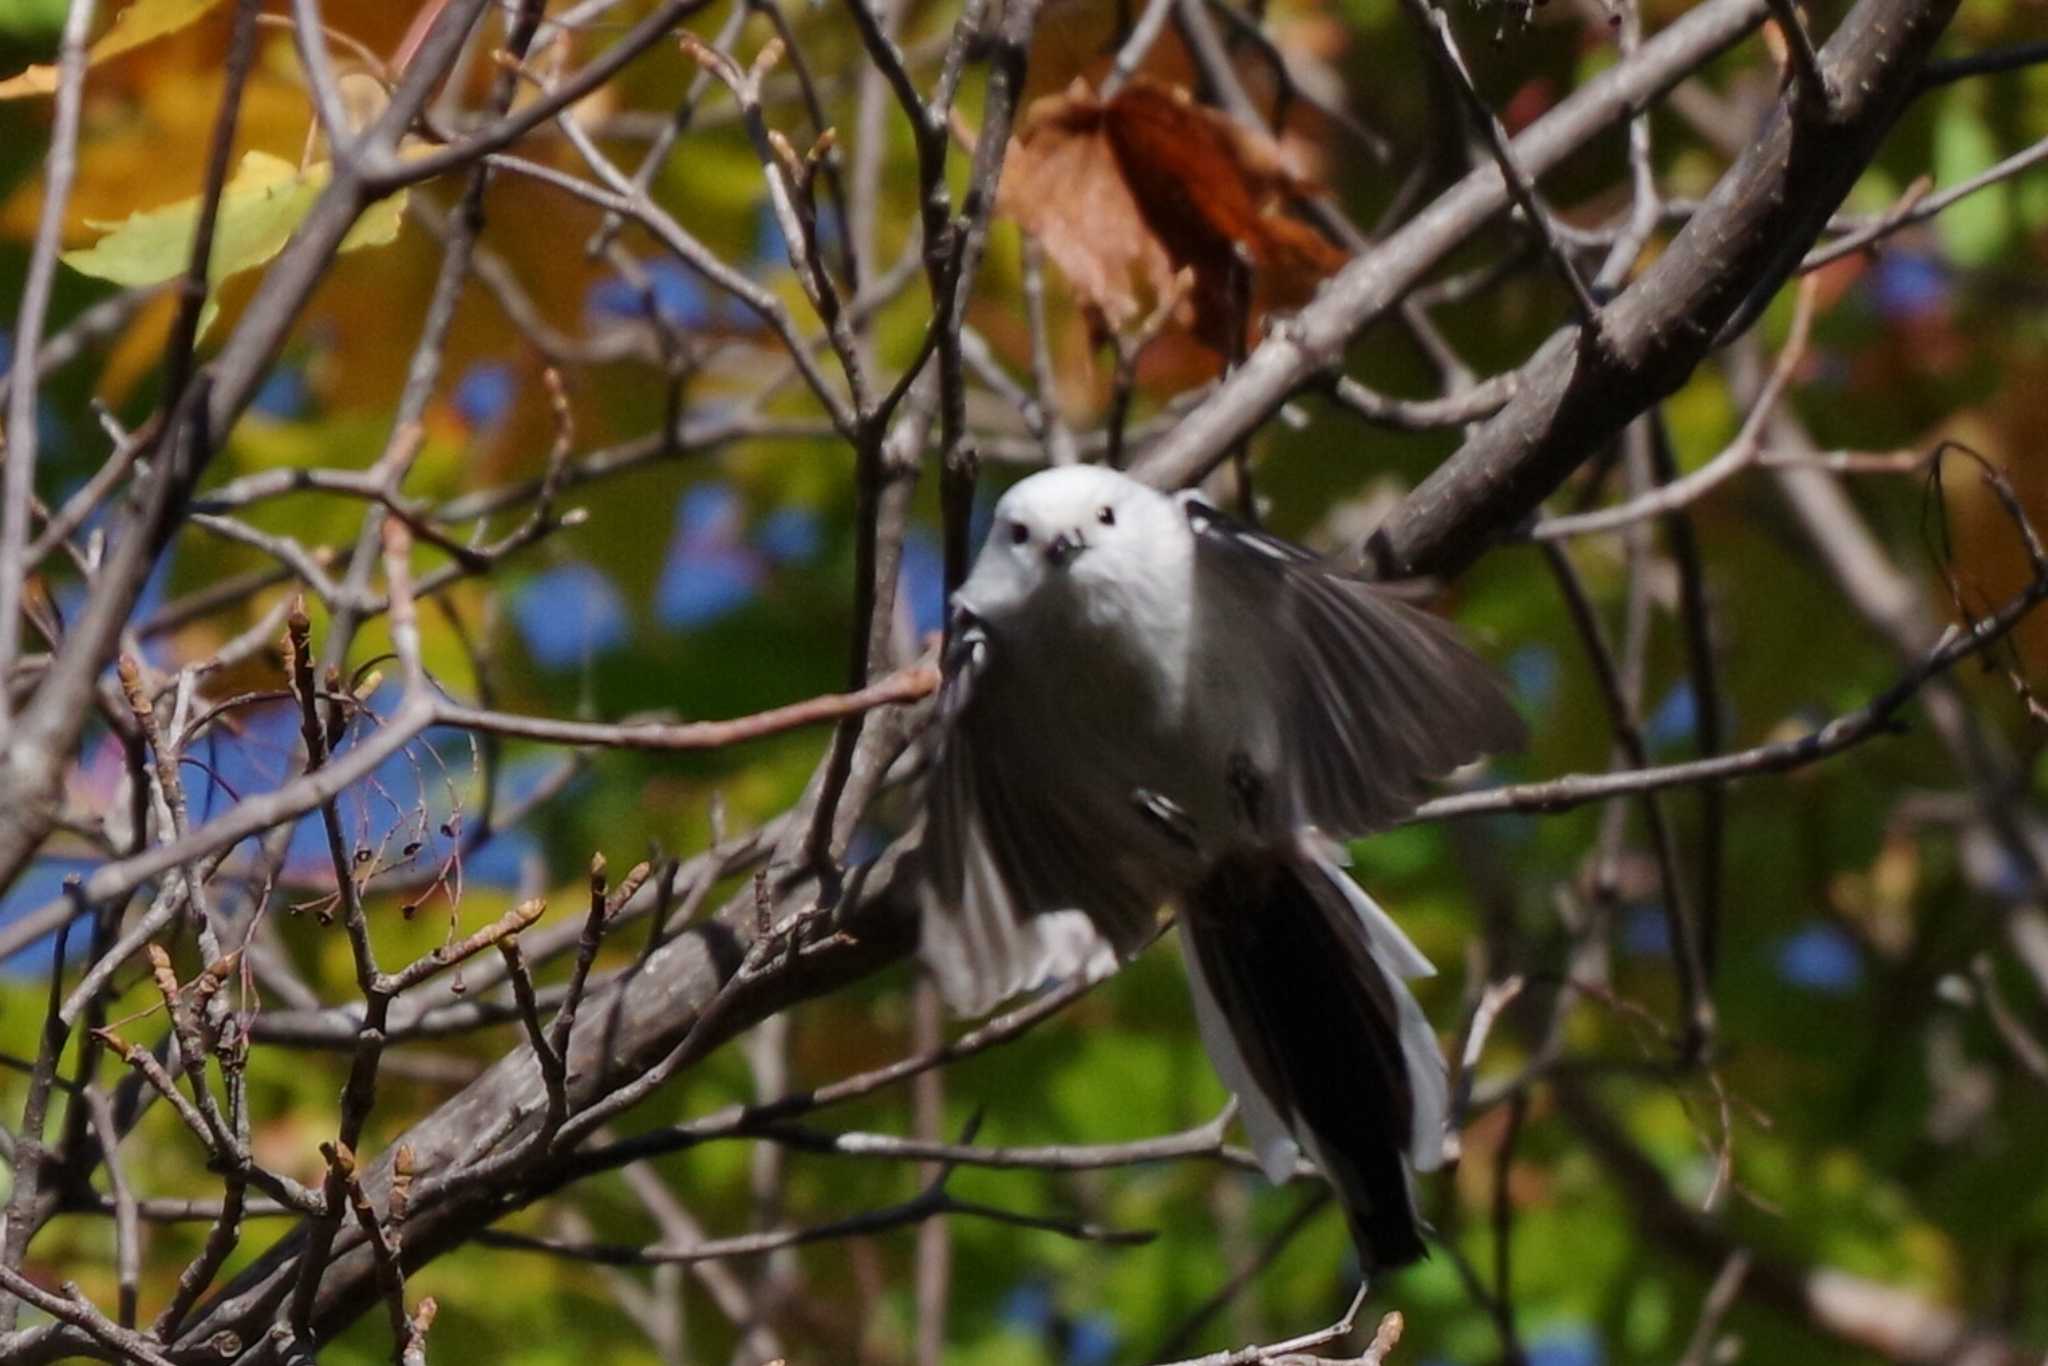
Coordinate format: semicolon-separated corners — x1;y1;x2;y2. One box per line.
61;149;407;339
0;0;230;99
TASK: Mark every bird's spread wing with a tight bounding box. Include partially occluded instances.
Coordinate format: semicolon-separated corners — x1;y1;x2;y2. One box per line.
1182;495;1525;835
922;606;1139;1015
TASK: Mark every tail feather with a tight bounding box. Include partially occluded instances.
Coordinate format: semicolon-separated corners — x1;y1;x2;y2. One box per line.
1180;919;1302;1184
1309;835;1450;1174
1181;846;1448;1270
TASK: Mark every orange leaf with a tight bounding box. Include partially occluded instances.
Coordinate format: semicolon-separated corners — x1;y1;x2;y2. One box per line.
0;0;229;99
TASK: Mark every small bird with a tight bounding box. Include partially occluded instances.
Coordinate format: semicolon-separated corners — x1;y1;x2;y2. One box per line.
920;463;1523;1271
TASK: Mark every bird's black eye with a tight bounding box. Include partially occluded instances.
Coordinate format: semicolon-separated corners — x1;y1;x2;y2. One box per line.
1008;520;1030;545
1097;505;1116;527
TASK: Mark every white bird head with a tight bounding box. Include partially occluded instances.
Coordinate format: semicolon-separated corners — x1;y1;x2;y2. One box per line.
956;465;1185;621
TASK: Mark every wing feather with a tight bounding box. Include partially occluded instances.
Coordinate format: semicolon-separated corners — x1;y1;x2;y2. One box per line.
1183;497;1524;837
923;608;1150;1015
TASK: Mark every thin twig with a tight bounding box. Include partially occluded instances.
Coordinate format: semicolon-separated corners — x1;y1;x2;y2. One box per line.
1401;0;1605;326
1151;1187;1333;1360
1765;0;1836;112
563;969;1115;1177
81;1089;141;1329
1447;976;1525;1161
0;1266;180;1366
498;934;569;1135
476;1190;1149;1265
0;0;103;724
0;915;77;1331
1103;0;1179;97
1152;1285;1375;1365
1971;956;2048;1087
1803;134;2048;269
1541;542;1714;1054
1413;543;2048;823
1676;1249;1753;1366
1533;275;1818;538
431;663;936;750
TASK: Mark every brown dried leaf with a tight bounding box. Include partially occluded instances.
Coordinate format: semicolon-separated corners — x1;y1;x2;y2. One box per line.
999;79;1181;335
999;78;1348;355
1104;81;1349;347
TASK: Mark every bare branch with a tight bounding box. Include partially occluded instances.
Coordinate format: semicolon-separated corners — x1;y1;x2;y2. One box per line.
0;1266;180;1366
431;663;937;751
1151;1286;1376;1366
1130;0;1776;495
1413;541;2047;822
0;0;103;723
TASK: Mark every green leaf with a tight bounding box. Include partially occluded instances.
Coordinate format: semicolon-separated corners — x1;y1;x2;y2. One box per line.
0;0;69;44
61;149;405;337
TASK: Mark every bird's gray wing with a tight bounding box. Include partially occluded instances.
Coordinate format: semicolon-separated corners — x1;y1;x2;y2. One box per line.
921;606;1141;1015
1182;496;1525;836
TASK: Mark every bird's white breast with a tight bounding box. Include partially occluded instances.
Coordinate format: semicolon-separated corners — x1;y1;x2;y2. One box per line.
988;530;1282;862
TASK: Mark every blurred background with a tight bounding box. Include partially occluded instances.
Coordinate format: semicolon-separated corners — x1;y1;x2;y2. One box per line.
2;0;2047;1361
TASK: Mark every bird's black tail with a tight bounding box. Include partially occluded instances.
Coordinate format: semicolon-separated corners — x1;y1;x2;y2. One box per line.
1180;843;1448;1271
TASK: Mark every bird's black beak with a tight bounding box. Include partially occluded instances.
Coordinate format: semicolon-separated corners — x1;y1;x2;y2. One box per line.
1045;531;1086;568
